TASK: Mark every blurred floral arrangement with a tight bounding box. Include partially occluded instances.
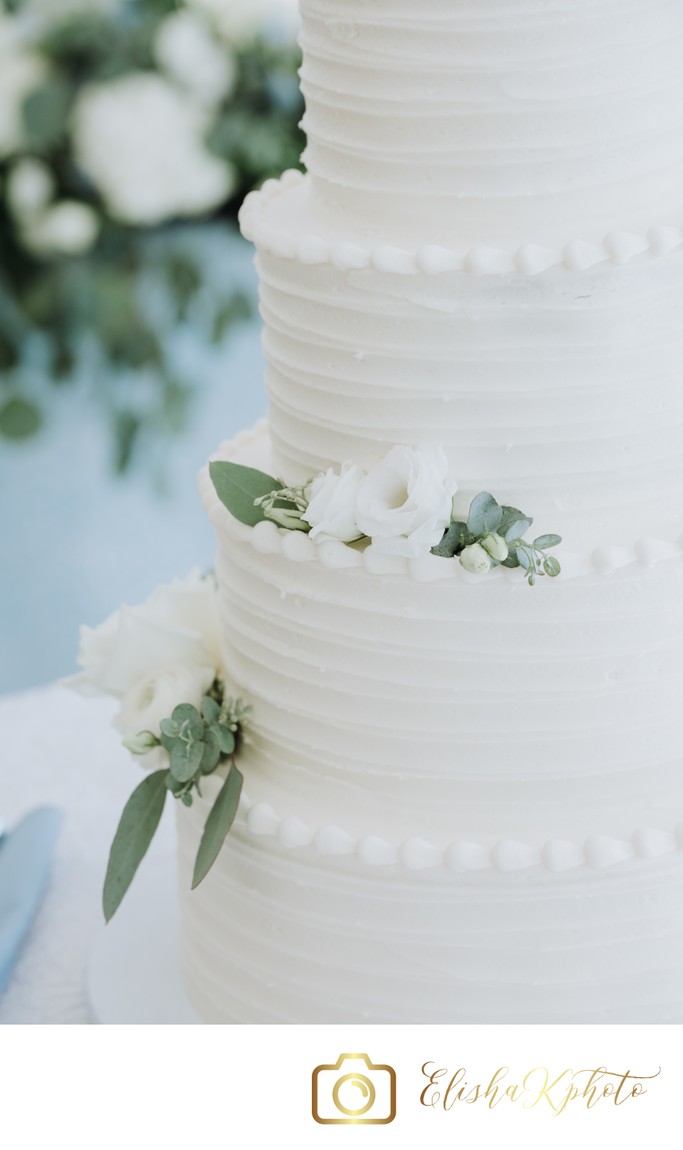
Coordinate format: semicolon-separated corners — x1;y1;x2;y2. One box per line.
0;0;303;466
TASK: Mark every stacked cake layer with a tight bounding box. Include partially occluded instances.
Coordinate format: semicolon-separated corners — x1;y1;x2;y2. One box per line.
179;0;683;1022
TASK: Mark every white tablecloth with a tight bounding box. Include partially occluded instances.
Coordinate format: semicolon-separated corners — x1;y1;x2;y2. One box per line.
0;684;175;1024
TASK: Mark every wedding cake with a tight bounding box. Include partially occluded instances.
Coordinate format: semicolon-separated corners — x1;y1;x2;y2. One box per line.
179;0;683;1022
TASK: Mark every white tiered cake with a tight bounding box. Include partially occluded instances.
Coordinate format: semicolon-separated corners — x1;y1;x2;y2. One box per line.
178;0;683;1022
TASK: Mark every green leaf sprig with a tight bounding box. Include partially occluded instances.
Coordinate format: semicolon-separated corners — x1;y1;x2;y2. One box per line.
431;491;562;584
103;684;250;922
209;460;310;531
210;461;561;584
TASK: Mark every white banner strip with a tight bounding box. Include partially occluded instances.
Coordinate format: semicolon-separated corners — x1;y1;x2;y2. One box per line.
2;1023;677;1148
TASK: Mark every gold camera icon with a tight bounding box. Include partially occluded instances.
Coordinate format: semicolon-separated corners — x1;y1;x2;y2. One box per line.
312;1053;396;1125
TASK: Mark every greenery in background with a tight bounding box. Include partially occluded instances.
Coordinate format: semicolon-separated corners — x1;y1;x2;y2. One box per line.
0;0;304;468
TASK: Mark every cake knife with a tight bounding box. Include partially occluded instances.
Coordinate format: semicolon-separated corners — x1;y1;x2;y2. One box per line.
0;806;63;995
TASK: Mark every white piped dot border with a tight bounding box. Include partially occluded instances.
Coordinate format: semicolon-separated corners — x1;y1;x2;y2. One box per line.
239;791;683;875
239;170;683;279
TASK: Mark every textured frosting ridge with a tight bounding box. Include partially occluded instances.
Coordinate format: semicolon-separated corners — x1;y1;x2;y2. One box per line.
178;794;683;1024
198;425;683;858
297;0;683;247
185;2;683;1023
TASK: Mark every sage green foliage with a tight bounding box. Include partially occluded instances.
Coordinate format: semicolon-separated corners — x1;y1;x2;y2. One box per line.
192;765;244;890
104;685;250;920
103;769;169;922
209;461;282;526
0;0;304;461
431;491;562;584
210;461;311;531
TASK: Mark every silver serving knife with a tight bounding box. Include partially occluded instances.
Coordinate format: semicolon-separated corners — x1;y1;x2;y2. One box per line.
0;806;63;995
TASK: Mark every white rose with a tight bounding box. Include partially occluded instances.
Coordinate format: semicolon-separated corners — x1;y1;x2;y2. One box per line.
354;445;457;558
302;462;364;544
22;200;99;255
65;568;222;699
459;542;492;574
72;73;234;226
117;664;215;745
154;11;236;108
6;158;54;220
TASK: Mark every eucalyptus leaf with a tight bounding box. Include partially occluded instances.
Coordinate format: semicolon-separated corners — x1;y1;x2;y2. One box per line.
516;547;531;570
430;520;468;558
192;765;244;889
103;769;169;922
498;505;528;536
467;492;502;537
544;556;561;577
209;461;283;526
505;519;532;542
171;703;204;737
199;728;221;775
500;553;520;569
170;739;204;782
214;725;236;755
201;697;221;725
159;718;179;740
533;534;562;550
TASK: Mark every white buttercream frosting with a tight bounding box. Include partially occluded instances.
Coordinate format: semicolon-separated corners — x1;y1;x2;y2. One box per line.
181;3;683;1022
240;178;683;550
297;0;683;248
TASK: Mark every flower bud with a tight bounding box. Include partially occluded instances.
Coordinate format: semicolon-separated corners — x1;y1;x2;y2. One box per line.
122;730;160;755
263;504;310;531
459;542;492;575
480;532;508;561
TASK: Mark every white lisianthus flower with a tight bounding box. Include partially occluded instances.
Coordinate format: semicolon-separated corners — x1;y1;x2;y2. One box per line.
459;542;492;574
154;10;236;108
66;569;222;700
118;664;215;746
354;445;457;558
6;158;54;220
187;0;299;48
302;462;364;544
0;12;46;158
22;200;99;256
72;73;234;225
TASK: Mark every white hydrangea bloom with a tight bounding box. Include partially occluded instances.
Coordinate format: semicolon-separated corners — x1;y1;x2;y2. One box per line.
187;0;299;47
154;10;236;108
72;72;234;226
6;158;54;220
22;200;99;256
0;11;46;159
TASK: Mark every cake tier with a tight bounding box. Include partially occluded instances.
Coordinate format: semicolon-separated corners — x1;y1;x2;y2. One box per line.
178;792;683;1023
184;424;683;1022
240;175;683;549
200;424;683;853
298;0;683;247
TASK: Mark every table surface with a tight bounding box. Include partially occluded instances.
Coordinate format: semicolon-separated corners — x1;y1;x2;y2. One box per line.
0;683;176;1024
